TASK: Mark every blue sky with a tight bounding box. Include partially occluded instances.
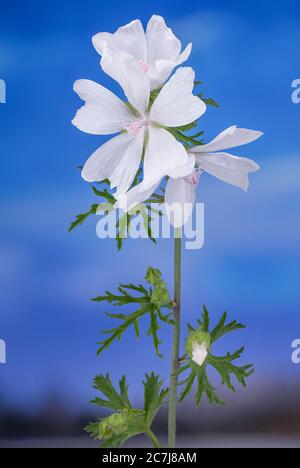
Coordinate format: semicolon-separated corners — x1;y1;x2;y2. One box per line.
0;0;300;409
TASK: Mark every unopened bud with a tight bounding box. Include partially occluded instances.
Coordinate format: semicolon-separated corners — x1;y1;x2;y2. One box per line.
186;329;211;367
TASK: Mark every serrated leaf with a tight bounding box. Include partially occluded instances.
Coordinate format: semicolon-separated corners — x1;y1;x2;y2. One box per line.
147;307;163;358
203;97;220;108
96;304;151;355
68;204;99;232
93;269;173;357
179;307;253;407
208;351;254;392
119;375;131;408
210;312;246;343
92;374;131;411
143;373;168;426
70;175;164;250
86;373;165;448
202;306;210;332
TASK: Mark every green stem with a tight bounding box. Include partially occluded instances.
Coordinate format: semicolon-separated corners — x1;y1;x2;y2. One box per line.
146;428;162;448
168;231;182;448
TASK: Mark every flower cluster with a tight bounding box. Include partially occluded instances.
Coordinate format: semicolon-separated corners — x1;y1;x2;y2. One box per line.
72;15;263;228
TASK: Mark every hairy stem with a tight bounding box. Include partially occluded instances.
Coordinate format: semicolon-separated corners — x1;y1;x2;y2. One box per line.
168;231;182;448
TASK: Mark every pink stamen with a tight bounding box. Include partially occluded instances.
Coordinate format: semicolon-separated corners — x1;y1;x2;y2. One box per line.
139;60;150;73
125;121;143;135
184;171;200;187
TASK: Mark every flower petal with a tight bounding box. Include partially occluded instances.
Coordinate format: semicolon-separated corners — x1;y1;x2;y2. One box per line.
93;20;147;62
146;15;182;64
143;127;189;189
101;52;150;116
146;15;191;88
168;154;196;179
165;175;198;228
195;152;260;191
81;130;145;198
147;42;190;90
191;126;263;153
149;67;206;127
147;60;176;91
146;17;192;89
93;22;149;115
176;42;192;66
72;79;132;135
192;343;208;367
115;180;161;213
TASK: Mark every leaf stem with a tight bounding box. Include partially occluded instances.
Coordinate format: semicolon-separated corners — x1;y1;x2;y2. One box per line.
168;231;182;448
146;428;162;448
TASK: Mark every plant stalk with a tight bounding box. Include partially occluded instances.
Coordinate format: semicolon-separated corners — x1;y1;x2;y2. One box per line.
168;231;182;448
146;428;162;448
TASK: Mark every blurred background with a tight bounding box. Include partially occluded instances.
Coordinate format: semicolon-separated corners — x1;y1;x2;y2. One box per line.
0;0;300;448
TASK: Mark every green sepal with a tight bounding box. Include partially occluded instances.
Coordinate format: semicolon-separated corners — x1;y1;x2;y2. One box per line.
185;328;211;357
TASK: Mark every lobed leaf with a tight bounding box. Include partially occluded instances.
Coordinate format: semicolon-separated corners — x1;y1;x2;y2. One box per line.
93;269;173;357
179;307;253;407
86;373;167;448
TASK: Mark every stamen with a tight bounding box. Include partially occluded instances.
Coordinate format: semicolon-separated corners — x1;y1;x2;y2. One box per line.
184;171;200;187
125;121;143;135
138;60;150;73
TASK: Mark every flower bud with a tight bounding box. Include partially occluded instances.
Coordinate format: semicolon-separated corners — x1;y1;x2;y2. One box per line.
146;267;170;307
151;280;170;307
98;412;128;440
186;328;211;367
145;267;162;286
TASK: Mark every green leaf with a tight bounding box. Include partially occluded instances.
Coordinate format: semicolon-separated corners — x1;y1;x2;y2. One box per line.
208;351;254;392
147;307;162;358
143;373;169;426
202;97;220;108
86;373;166;448
96;304;151;355
210;312;245;343
197;92;220;108
197;368;225;406
91;374;131;411
179;307;253;406
92;186;116;203
69;176;164;250
119;375;131;408
68;204;99;232
179;367;197;402
202;306;210;332
93;268;173;357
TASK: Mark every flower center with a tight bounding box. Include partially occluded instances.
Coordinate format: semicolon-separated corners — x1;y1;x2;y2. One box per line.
138;60;150;73
125;119;149;135
184;171;200;187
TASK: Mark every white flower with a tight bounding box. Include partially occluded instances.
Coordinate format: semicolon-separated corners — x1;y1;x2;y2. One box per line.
192;342;208;367
117;126;263;227
92;15;192;93
72;67;206;200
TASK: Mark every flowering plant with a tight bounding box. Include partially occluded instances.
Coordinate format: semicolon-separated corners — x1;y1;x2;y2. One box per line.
70;15;262;448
